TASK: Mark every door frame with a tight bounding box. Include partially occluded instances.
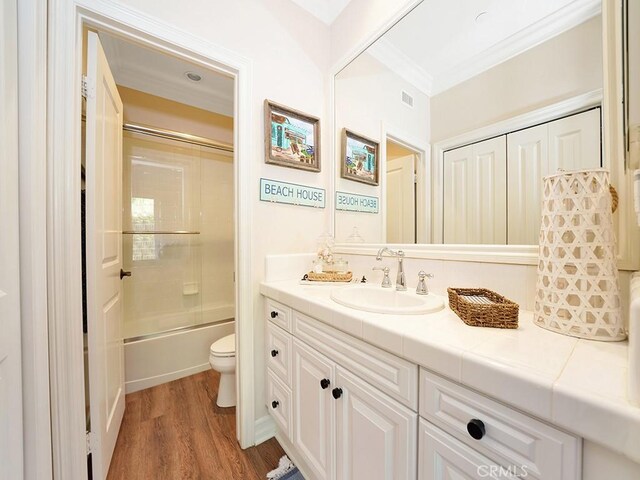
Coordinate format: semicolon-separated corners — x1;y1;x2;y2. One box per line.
381;123;431;244
46;1;255;478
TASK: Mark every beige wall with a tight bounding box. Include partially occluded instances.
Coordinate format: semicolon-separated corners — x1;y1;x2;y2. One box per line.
118;85;234;145
430;16;603;142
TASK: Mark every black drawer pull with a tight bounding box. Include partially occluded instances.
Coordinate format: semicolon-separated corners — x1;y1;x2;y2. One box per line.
270;349;279;357
467;419;485;440
271;400;279;409
270;311;278;318
332;388;343;399
320;378;330;389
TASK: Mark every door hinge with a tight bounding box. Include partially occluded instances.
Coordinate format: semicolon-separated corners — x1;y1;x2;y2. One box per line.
86;431;92;455
414;173;418;184
81;75;95;99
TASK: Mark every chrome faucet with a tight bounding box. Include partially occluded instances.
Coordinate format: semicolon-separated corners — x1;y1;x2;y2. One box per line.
376;247;406;291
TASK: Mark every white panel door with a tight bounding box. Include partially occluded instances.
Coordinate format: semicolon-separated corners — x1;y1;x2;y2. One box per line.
474;137;507;244
443;137;506;244
0;0;24;477
85;31;125;480
419;420;513;480
293;340;335;480
443;144;473;244
386;154;416;243
335;366;417;480
548;108;601;171
507;124;548;245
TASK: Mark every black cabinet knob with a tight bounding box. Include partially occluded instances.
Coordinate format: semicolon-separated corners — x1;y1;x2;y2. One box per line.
120;269;132;280
271;400;279;409
467;419;485;440
320;378;331;389
270;349;279;357
270;311;278;318
332;388;343;399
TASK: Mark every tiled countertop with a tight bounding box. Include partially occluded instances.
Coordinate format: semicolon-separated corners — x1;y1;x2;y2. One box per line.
260;279;640;464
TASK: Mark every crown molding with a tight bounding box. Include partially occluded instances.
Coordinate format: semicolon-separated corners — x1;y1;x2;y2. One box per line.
431;0;602;95
367;37;433;96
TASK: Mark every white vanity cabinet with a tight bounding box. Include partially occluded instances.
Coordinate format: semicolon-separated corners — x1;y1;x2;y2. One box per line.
264;296;582;480
265;300;418;480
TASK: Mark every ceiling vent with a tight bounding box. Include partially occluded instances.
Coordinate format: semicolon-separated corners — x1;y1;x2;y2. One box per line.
401;90;414;108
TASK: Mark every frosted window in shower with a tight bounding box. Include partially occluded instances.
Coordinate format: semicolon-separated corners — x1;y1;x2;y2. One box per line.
131;197;156;261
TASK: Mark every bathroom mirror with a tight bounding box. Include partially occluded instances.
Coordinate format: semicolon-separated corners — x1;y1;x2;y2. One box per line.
334;0;607;247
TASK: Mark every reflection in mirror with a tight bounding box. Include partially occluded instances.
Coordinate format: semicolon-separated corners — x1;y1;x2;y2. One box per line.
334;0;603;246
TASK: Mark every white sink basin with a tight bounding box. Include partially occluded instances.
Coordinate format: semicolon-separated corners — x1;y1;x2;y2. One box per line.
330;285;445;315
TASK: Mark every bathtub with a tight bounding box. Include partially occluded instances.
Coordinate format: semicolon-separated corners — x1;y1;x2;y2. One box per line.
124;306;235;393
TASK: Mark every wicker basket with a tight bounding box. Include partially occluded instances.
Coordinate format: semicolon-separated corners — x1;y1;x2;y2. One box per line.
306;271;353;282
448;288;519;329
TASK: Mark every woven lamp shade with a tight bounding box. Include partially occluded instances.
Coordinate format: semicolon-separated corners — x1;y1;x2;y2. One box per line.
534;169;625;341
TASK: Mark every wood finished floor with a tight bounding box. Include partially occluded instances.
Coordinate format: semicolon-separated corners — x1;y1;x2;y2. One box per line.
107;370;285;480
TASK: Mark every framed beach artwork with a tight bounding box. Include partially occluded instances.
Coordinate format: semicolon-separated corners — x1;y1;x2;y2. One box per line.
265;100;320;172
341;129;379;186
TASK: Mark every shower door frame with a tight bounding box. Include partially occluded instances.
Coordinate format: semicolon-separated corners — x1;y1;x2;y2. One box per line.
45;1;256;478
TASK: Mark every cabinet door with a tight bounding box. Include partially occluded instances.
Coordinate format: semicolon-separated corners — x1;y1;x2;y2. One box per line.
293;340;335;480
335;367;417;480
507;124;548;245
548;108;601;171
419;420;515;480
443;136;507;244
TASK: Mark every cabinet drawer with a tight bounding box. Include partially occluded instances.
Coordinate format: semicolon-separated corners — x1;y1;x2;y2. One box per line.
294;311;418;410
265;297;291;332
419;369;581;480
266;370;293;441
266;322;292;387
419;419;516;480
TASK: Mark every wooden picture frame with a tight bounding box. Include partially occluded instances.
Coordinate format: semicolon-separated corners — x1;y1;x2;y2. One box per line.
264;100;320;172
341;129;379;186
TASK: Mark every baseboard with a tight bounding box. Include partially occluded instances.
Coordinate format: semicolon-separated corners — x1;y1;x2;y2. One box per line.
125;362;211;393
254;414;277;445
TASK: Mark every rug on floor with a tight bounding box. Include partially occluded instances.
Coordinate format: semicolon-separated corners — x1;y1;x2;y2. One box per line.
278;467;304;480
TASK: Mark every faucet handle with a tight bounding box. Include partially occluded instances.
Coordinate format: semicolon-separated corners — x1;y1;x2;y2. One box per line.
416;271;433;295
372;266;392;288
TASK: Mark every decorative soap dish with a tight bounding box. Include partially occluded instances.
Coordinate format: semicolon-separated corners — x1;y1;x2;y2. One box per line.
447;288;519;329
304;271;353;283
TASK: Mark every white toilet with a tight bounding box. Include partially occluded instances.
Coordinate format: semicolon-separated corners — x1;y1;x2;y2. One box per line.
209;333;236;407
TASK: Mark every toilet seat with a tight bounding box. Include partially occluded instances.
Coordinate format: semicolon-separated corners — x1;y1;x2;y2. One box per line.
210;333;235;357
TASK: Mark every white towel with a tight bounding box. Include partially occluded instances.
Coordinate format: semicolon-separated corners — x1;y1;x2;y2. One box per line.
267;455;295;480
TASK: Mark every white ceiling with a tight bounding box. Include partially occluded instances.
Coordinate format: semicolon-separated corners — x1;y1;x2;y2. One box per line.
369;0;601;95
289;0;352;25
99;32;234;117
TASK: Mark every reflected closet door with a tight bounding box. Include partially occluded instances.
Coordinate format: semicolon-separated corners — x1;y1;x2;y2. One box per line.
443;137;507;244
507;124;548;245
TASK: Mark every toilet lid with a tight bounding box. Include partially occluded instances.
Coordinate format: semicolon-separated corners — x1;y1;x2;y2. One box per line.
210;333;235;356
